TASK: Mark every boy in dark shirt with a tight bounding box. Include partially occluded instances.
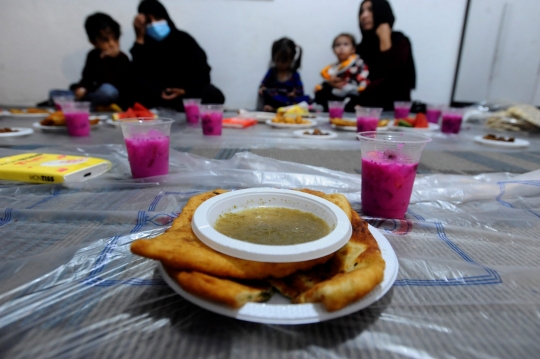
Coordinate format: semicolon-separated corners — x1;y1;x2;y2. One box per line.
71;13;132;109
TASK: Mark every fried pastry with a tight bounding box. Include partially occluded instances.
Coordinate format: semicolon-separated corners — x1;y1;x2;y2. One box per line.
270;211;385;312
166;269;273;308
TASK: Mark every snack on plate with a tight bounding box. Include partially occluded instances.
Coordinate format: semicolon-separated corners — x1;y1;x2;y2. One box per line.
485;104;540;132
0;128;18;133
112;102;155;120
40;111;66;126
483;134;515;142
131;189;385;312
94;103;123;113
40;112;100;127
277;104;309;116
303;128;328;136
378;119;390;127
393;113;428;128
10;108;50;114
272;112;310;124
330;118;356;127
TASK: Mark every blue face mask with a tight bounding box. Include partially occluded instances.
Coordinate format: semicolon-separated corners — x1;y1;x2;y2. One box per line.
146;20;171;41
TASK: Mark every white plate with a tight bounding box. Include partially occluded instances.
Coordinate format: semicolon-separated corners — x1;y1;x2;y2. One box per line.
33;121;102;132
265;119;317;129
293;129;338;139
191;188;352;262
0;127;34;137
391;122;440;132
238;110;275;122
106;119;121;127
158;224;398;324
2;109;53;117
474;135;530;148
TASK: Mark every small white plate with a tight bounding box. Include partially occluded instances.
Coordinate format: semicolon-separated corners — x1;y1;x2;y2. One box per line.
391;122;440;132
474;135;530;148
33;121;102;132
238;110;275;122
265;119;317;129
158;224;398;325
293;129;338;139
106;119;121;127
191;188;352;263
0;128;34;137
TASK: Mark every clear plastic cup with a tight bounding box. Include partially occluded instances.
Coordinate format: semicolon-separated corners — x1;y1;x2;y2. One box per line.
394;101;412;119
441;107;464;134
328;100;345;119
426;104;442;124
357;131;431;218
52;94;75;111
356;107;383;132
183;98;201;124
200;104;224;136
62;101;91;137
120;118;173;178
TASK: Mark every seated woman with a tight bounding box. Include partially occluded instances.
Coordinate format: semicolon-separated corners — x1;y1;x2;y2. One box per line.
131;0;225;111
352;0;416;110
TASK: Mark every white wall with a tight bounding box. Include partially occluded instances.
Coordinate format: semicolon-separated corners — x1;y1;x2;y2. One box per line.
0;0;467;108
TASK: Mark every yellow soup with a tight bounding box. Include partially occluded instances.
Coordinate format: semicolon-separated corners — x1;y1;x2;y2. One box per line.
213;207;331;245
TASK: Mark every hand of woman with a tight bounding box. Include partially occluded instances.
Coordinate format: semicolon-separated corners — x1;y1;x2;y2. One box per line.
134;14;146;44
328;76;346;89
258;86;266;96
376;23;392;52
161;88;185;100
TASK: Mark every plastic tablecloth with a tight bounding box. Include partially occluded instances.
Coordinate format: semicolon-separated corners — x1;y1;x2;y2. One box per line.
0;144;539;359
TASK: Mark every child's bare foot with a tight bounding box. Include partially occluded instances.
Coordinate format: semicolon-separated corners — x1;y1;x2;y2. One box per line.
263;105;275;112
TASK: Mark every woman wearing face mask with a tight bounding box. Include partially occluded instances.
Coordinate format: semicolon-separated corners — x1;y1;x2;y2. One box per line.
131;0;225;111
353;0;416;110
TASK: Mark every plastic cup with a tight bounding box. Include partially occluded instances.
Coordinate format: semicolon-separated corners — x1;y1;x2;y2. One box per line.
356;107;383;132
52;95;75;111
426;104;442;124
62;101;91;137
441;107;464;134
328;100;345;119
394;101;412;119
357;131;431;218
200;104;224;136
183;98;201;124
120;118;173;178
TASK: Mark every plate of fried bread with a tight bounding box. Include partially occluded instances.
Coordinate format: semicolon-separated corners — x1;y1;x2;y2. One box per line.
131;189;398;324
4;108;53;117
330;118;391;131
33;111;103;132
0;127;34;137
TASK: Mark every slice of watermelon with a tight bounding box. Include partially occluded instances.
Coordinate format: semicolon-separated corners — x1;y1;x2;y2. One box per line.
414;113;429;128
132;102;149;112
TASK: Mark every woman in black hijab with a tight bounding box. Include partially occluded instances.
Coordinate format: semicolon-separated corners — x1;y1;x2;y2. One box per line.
131;0;225;111
355;0;416;110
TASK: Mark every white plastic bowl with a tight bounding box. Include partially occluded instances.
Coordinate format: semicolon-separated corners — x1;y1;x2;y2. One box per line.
191;188;352;262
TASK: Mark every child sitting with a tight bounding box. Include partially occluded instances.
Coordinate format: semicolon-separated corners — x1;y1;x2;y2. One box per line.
70;13;132;109
258;38;311;112
314;33;369;112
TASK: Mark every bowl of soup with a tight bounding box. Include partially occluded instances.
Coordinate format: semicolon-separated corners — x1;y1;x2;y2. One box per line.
191;188;352;262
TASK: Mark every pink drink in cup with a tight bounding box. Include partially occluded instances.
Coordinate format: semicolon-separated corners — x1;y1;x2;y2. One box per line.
62;101;90;137
200;104;224;136
120;118;173;178
426;105;442;124
441;108;463;134
357;131;431;218
394;101;412;119
183;98;201;124
356;107;383;132
328;100;345;119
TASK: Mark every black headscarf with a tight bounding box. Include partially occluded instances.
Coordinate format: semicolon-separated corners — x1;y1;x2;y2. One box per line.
358;0;416;89
138;0;177;31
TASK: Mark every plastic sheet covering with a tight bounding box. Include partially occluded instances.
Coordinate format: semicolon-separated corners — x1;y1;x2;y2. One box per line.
0;144;539;359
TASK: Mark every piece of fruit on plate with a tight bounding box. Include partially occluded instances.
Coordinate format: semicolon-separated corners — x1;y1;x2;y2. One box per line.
112;103;156;120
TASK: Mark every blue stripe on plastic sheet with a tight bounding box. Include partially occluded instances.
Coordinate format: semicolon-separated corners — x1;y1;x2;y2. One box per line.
0;208;13;226
367;208;502;287
496;180;540;218
25;184;62;209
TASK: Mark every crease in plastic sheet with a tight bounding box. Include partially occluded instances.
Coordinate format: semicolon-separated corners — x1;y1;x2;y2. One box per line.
0;145;539;359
